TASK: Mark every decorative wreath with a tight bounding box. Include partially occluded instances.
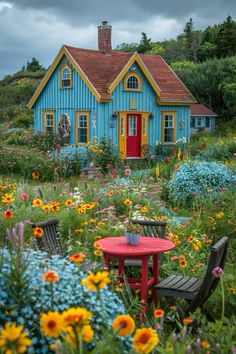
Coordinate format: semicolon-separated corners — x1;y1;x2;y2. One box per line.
58;113;71;138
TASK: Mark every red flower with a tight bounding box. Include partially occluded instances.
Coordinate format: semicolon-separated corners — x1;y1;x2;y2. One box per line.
32;171;39;180
4;210;13;219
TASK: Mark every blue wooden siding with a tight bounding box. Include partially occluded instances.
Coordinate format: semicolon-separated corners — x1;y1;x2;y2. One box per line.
34;57;190;145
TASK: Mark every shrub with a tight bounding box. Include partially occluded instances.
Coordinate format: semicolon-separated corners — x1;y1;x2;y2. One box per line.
49;145;89;172
32;133;68;152
0;249;126;353
167;161;235;205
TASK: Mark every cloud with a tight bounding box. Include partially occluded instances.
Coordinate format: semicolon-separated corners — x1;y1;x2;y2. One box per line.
0;0;236;78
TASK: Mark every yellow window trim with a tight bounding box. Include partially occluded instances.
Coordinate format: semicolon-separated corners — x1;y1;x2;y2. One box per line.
59;62;72;89
43;110;55;134
28;46;101;108
161;111;176;144
75;111;90;145
109;53;161;98
123;71;142;92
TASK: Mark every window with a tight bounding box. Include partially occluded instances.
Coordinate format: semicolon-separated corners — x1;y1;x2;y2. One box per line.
190;117;195;128
128;116;137;136
143;117;147;136
205;117;210;128
162;112;176;144
196;117;205;128
76;112;89;144
123;72;142;91
60;64;72;88
44;111;54;134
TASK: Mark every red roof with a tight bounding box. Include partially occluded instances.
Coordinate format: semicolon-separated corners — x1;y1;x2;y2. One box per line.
191;104;217;116
64;45;196;103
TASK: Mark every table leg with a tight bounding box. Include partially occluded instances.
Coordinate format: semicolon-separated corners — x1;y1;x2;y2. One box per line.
103;253;110;271
118;257;125;282
140;256;149;313
152;254;159;304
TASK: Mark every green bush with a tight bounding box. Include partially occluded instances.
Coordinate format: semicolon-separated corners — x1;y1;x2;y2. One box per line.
13;109;34;128
32;133;68;152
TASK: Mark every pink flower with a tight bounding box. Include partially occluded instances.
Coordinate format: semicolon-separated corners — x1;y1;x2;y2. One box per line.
220;187;226;191
90;162;94;167
124;168;132;176
55;144;61;151
192;192;198;196
212;266;224;277
207;189;213;193
21;193;29;201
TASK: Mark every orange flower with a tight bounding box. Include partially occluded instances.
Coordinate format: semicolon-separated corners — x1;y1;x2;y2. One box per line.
68;253;85;263
93;241;102;249
32;198;43;207
3;210;13;219
153;308;165;318
32;171;39;180
179;259;187;268
97;221;105;227
182;318;193;325
65;199;73;207
201;341;210;348
112;315;135;336
42;270;59;283
124;199;132;206
33;227;44;238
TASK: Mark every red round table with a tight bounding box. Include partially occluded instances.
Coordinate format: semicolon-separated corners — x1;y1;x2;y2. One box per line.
99;236;175;313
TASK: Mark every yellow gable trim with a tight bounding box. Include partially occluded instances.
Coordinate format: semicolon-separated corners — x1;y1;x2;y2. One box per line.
109;52;161;98
28;46;101;108
123;71;143;91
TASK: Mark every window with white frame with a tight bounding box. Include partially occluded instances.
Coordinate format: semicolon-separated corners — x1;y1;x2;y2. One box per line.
127;75;139;90
163;114;175;143
61;66;71;88
77;113;88;143
190;117;195;128
120;117;125;136
196;117;205;128
143;117;147;136
128;116;137;136
44;112;54;134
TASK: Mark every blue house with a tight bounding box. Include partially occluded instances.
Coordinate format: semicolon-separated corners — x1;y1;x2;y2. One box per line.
28;21;196;159
190;104;217;136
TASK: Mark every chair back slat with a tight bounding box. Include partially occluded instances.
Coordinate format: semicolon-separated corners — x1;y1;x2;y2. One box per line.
131;219;167;239
32;219;64;257
190;236;228;312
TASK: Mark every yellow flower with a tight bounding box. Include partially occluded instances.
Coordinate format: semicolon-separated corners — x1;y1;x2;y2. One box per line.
94;249;103;257
65;199;73;207
40;311;64;338
68;253;85;263
193;240;202;251
141;206;148;214
75;228;83;233
132;328;159;354
112;315;135;336
216;212;224;219
32;198;43;207
97;221;105;227
124;199;132;206
82;271;110;291
42;270;59;283
65;325;94;347
63;307;92;327
0;322;32;353
2;193;15;205
155;163;160;178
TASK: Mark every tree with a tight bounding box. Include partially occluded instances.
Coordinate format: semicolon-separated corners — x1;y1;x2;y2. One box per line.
215;15;236;58
137;32;152;53
115;43;139;52
26;58;44;72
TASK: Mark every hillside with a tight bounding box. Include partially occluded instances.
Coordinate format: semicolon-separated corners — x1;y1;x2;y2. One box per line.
0;58;46;129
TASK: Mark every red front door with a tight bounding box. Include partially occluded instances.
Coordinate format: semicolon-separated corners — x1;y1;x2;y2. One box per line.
126;114;141;157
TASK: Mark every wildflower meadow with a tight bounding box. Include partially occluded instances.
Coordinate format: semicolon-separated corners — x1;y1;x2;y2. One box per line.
0;130;236;353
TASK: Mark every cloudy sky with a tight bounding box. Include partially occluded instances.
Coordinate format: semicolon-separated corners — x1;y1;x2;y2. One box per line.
0;0;235;78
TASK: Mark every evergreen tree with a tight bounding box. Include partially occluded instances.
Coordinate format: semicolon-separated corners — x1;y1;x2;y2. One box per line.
26;58;44;72
215;15;236;58
137;32;152;53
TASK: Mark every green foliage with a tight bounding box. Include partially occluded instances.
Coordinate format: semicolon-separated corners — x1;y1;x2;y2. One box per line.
13;109;34;128
32;133;68;152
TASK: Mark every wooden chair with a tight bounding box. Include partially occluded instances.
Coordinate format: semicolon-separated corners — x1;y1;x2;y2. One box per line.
32;219;65;257
124;219;167;268
156;236;229;319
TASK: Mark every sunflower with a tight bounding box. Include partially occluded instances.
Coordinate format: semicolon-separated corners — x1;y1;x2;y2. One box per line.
65;325;94;347
153;308;165;318
2;193;15;205
82;271;110;291
68;253;85;263
112;315;135;336
132;328;159;354
0;322;32;353
42;270;59;283
63;307;92;327
32;227;44;238
40;311;64;338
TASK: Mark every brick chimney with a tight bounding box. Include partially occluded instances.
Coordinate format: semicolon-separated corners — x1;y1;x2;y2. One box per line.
98;21;112;53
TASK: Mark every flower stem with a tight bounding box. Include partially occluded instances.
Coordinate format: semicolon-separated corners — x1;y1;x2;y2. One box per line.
220;277;225;324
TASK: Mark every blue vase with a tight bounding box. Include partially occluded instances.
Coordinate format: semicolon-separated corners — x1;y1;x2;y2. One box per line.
125;232;140;245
